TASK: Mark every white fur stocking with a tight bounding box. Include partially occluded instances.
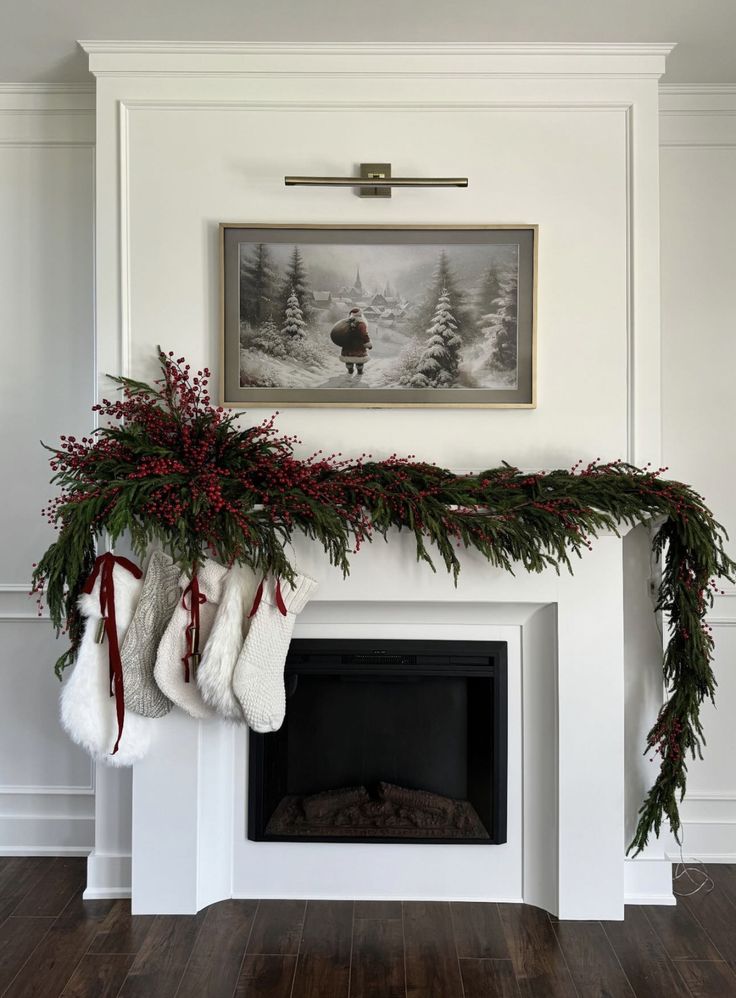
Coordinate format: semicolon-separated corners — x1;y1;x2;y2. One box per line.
232;573;317;732
60;560;153;765
197;564;259;721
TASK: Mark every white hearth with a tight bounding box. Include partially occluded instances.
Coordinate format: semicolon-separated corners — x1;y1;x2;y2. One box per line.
100;528;675;920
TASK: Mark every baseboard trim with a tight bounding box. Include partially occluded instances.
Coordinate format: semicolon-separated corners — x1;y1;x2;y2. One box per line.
666;852;736;863
0;845;92;857
84;850;132;901
624;893;677;906
83;887;132;900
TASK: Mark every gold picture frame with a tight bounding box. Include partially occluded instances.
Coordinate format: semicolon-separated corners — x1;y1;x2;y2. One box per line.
220;223;537;409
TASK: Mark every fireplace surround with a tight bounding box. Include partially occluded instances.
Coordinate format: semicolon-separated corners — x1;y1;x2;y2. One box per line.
248;639;508;845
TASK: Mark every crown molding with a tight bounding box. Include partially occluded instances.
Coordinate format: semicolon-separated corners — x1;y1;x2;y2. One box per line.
79;40;675;80
79;41;676;57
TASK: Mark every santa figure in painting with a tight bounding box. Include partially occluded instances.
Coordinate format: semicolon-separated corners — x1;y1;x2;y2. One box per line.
330;307;373;377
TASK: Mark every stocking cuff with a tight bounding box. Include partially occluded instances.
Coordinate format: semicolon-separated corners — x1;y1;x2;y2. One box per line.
268;573;318;616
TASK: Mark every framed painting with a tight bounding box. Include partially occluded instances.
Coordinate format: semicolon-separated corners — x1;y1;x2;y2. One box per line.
220;224;537;408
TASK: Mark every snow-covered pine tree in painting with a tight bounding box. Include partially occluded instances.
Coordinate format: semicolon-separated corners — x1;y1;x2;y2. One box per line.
410;289;462;389
278;246;312;322
487;271;519;374
412;251;475;345
240;243;276;328
282;289;307;342
477;264;502;319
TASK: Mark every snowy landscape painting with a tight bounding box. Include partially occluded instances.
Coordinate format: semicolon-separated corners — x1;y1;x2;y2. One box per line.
221;226;536;407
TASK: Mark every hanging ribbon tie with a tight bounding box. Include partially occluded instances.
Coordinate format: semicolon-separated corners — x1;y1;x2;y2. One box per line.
181;574;207;683
82;552;142;756
248;577;287;618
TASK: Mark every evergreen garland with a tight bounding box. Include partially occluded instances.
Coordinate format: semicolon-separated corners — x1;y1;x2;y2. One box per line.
31;350;735;856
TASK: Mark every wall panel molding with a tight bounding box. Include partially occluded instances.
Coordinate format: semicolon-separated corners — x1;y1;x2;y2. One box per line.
0;86;96;855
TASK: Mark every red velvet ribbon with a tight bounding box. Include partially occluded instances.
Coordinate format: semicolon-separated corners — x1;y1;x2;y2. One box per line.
248;578;287;618
82;552;142;756
181;574;207;683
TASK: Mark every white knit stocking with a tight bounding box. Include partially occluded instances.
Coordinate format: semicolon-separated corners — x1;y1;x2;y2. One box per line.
153;558;228;719
232;573;317;732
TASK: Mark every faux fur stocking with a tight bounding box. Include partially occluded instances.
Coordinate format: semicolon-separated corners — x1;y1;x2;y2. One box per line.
232;573;317;733
60;556;153;765
197;564;260;721
153;558;228;719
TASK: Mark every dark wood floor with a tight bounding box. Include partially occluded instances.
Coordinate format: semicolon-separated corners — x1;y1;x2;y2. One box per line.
0;858;734;997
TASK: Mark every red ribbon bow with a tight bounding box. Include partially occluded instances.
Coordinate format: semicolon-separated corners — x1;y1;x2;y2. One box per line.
82;553;142;756
181;574;207;682
248;578;287;619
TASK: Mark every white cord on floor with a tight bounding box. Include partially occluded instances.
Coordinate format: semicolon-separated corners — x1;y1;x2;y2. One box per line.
672;836;715;898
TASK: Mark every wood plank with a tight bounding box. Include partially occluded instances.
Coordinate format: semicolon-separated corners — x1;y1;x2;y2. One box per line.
350;916;404;998
552;920;634;997
2;897;116;998
290;901;353;998
0;859;58;923
603;907;690;998
459;958;520;998
116;912;206;998
11;858;86;918
353;902;402;920
0;859;52;902
644;903;721;961
451;902;509;960
403;901;463;998
679;878;736;971
87;900;156;956
498;904;576;998
703;864;736;911
247;900;305;955
176;900;258;998
676;959;736;998
59;953;135;998
235;955;297;998
0;916;54;994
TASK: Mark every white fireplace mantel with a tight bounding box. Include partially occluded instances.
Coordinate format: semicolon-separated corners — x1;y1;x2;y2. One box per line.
84;527;674;920
81;40;672;919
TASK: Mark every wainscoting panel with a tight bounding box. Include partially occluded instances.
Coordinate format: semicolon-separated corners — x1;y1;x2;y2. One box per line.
0;86;95;854
660;86;736;860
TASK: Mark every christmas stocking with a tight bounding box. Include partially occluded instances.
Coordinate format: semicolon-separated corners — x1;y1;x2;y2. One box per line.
232;573;317;732
198;563;260;721
60;553;153;765
120;550;180;718
153;558;228;719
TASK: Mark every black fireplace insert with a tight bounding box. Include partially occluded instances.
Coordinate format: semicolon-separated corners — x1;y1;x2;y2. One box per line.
247;639;507;845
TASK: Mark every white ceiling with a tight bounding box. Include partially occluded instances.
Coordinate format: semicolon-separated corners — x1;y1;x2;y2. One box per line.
1;0;735;85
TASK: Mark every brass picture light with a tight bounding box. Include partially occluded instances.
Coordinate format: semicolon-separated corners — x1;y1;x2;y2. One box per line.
284;163;468;198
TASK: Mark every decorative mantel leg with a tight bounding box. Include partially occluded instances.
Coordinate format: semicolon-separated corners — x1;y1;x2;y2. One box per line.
555;549;625;920
130;709;235;914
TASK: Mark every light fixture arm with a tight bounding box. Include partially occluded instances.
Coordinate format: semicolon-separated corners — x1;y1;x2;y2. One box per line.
284;163;468;198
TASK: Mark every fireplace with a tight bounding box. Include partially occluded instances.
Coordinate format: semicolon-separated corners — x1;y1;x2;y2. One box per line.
247;639;508;844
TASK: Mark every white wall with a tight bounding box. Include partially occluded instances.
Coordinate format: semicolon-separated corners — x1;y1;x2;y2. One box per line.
2;57;734;868
660;87;736;860
0;85;96;853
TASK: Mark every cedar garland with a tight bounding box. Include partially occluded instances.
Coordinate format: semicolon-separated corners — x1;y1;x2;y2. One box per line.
31;351;735;855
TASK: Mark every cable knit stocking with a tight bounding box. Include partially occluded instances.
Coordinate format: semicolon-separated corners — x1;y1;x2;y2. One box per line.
153;558;228;719
197;563;259;721
60;557;152;765
120;550;180;718
232;573;317;732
